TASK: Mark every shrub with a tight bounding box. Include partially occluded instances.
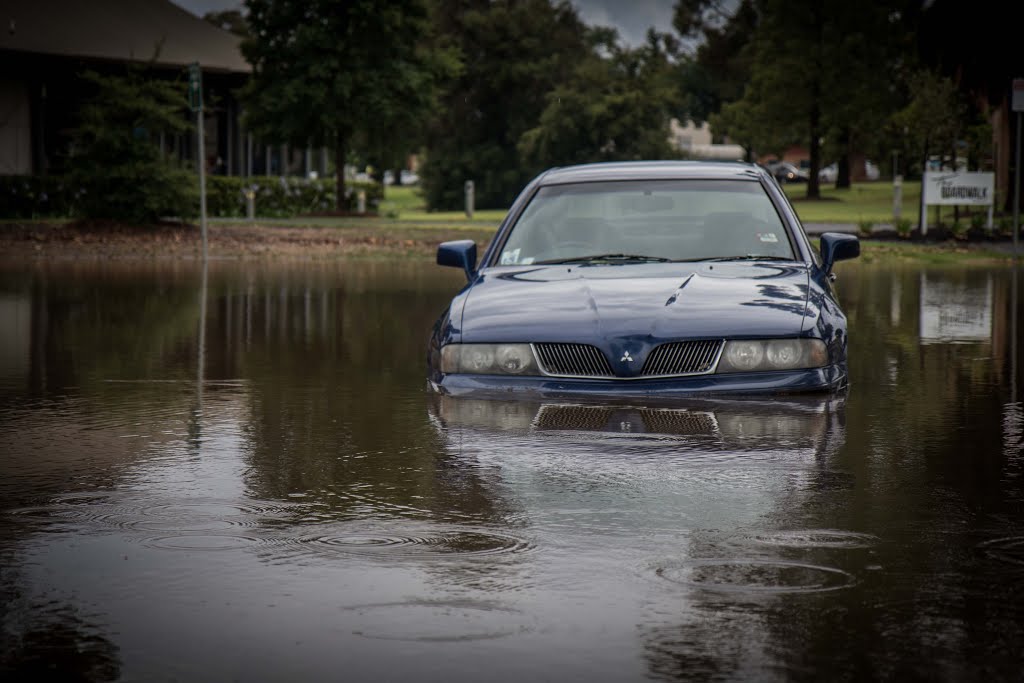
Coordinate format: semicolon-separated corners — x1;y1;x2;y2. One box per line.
970;213;987;231
0;174;382;220
205;176;382;218
67;69;197;223
857;219;874;237
894;217;913;237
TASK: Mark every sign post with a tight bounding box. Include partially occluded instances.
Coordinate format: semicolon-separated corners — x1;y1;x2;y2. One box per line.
189;63;208;261
1012;78;1024;255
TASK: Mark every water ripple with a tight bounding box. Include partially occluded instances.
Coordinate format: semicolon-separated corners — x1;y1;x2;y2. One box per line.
656;559;856;594
977;537;1024;566
746;529;880;549
290;527;535;559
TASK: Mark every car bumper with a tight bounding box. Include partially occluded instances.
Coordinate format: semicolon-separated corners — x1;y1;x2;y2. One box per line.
429;365;847;400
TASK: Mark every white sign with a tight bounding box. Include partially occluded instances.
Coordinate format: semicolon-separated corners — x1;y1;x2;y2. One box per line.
923;171;994;206
1013;78;1024;112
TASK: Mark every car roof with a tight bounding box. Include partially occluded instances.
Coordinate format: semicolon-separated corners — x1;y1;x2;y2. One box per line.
537;161;768;186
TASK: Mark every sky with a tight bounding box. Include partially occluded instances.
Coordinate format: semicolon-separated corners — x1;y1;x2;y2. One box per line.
170;0;677;47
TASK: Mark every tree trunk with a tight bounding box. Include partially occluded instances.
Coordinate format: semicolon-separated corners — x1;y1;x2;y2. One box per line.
836;127;851;189
335;135;347;213
807;101;822;200
393;166;404;186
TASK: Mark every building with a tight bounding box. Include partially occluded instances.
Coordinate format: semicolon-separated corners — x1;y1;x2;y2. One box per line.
669;119;745;161
0;0;265;177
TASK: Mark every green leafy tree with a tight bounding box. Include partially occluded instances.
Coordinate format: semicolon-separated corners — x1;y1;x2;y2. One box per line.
421;0;589;210
241;0;453;210
519;29;680;168
703;0;902;198
68;69;196;224
673;0;758;126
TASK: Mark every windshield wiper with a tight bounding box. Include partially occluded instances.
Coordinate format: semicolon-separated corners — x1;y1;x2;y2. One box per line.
537;253;674;265
702;255;795;262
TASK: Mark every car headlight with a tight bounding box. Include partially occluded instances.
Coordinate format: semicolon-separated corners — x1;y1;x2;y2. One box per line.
717;339;828;373
440;343;540;375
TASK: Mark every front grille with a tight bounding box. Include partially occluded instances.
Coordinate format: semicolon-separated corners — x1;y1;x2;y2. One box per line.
535;343;615;377
641;340;723;376
640;409;717;435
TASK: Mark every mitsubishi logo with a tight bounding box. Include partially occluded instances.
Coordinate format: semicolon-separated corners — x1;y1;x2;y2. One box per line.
620;350;634;363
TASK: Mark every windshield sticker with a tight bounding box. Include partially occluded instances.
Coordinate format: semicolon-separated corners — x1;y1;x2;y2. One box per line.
500;248;521;265
757;233;779;243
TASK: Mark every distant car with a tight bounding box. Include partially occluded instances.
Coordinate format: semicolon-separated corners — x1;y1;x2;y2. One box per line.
384;170;420;186
428;161;859;399
766;161;809;184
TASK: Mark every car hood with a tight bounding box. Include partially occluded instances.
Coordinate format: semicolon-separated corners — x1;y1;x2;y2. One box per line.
461;262;813;347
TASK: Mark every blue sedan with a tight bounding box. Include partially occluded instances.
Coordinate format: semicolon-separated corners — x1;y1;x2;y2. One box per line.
427;161;859;399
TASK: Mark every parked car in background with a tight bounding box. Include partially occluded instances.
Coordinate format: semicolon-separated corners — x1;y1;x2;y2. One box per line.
428;161;860;399
765;160;809;184
384;170;420;185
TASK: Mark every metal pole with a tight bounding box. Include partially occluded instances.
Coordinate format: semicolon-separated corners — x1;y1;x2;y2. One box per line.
197;107;208;262
1014;110;1021;255
920;173;928;237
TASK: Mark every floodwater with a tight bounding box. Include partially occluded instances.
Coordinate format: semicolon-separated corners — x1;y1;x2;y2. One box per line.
1;258;1023;681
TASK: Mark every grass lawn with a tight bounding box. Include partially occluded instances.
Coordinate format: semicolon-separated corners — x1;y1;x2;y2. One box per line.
782;180;922;225
382;181;928;226
378;185;507;225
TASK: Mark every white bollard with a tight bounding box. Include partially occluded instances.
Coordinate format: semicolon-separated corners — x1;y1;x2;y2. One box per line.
465;180;475;219
357;190;366;214
893;174;902;220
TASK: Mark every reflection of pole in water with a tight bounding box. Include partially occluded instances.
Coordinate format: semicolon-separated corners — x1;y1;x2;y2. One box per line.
1014;266;1018;404
188;261;208;451
1005;266;1022;458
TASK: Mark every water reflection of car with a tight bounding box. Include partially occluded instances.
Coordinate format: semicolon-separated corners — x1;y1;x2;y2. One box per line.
428;394;846;456
428;161;859;400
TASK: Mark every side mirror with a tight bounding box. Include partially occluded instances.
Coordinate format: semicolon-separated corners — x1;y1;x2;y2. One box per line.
819;232;859;274
437;240;477;281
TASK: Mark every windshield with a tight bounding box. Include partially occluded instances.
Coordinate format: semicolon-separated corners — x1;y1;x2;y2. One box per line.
496;179;795;265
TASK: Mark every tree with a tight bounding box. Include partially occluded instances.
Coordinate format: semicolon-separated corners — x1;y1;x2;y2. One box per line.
699;0;904;198
421;0;590;210
241;0;452;210
203;9;249;38
68;69;196;224
519;29;680;168
673;0;758;126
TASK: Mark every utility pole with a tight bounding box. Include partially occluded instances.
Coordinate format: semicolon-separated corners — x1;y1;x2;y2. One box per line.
189;63;208;262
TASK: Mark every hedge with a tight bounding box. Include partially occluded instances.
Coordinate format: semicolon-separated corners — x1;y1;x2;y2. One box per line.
0;176;78;219
0;174;383;220
205;176;382;217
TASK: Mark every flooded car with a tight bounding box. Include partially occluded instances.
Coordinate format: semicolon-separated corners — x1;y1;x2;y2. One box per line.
428;161;859;399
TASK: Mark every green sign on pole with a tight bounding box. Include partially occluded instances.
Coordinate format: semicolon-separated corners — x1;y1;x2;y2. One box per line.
188;62;203;113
